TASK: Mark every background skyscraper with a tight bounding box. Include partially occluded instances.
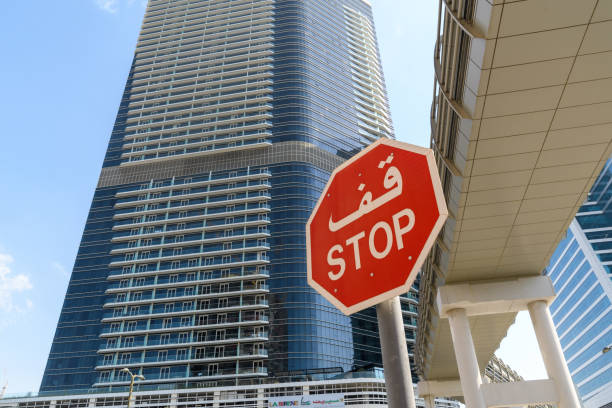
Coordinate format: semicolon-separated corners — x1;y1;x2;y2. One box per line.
40;0;396;392
544;159;612;408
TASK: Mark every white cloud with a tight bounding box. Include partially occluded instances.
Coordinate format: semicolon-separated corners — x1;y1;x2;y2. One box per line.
95;0;119;13
51;261;70;278
96;0;147;13
0;253;33;325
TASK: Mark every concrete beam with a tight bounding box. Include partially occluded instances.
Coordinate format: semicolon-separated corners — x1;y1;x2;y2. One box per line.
437;276;555;318
417;380;463;398
481;380;558;407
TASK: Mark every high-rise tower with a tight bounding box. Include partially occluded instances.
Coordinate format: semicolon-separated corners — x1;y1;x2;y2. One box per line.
544;159;612;408
40;0;395;392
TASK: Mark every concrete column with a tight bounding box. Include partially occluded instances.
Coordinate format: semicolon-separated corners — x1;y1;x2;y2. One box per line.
528;300;581;408
447;308;486;408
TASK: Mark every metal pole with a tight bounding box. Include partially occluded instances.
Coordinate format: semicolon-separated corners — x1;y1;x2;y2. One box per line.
376;296;416;408
127;375;134;408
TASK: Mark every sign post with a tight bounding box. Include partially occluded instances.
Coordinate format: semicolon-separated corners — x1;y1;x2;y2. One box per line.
306;139;448;408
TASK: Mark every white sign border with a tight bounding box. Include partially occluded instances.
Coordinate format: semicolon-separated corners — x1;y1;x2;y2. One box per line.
306;138;449;315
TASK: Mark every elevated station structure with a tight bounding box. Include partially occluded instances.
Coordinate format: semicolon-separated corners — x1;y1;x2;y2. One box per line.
416;0;612;406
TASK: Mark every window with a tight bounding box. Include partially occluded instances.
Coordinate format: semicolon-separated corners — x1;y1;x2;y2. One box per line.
128;240;138;248
215;329;226;340
164;303;174;313
221;269;230;278
160;367;170;379
188;258;198;267
223;242;232;250
182;301;193;310
130;228;139;236
178;332;189;343
123;337;134;348
178;211;187;218
222;255;231;263
229;171;237;178
177;349;188;360
169;274;179;283
195;347;205;359
208;364;218;376
137;264;147;272
253;360;264;371
225;217;234;224
120;279;129;288
142;239;152;246
198;299;211;310
125;253;135;261
171;260;180;269
218;298;229;308
180;199;189;206
196;331;207;342
186;272;195;281
102;354;113;365
106;338;117;349
175;235;184;243
135;278;145;286
120;353;131;364
180;317;191;327
115;293;127;302
226;205;235;212
162;318;172;328
219;283;229;293
173;247;183;256
203;271;213;279
129;306;139;316
200;285;211;294
227;194;236;201
160;334;170;345
167;288;176;297
217;314;227;324
197;314;209;325
254;343;265;355
157;350;168;361
205;257;214;266
140;251;150;259
131;292;142;301
99;371;111;382
184;287;194;296
224;229;233;237
110;323;120;332
177;222;186;230
126;321;137;331
214;346;224;358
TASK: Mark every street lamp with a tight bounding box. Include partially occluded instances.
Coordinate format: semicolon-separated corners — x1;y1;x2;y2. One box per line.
121;368;145;408
603;345;611;354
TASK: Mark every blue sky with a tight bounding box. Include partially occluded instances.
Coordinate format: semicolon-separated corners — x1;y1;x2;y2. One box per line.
0;0;544;394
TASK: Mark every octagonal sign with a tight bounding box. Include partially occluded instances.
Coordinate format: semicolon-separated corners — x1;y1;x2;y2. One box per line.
306;139;448;315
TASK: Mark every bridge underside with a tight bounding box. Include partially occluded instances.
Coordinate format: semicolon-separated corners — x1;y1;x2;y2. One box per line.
417;0;612;381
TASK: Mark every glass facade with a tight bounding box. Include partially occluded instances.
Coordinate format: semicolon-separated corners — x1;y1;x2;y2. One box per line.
544;159;612;408
40;0;406;393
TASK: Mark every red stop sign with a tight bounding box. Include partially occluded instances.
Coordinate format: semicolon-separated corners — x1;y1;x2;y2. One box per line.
306;139;448;315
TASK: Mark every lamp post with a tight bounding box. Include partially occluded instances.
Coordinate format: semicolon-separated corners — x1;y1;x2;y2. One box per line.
121;368;145;408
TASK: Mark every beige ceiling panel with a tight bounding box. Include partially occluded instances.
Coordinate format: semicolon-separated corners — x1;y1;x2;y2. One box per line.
551;102;612;130
492;26;585;68
506;232;560;247
520;194;582;213
502;243;553;257
537;143;609;167
560;77;612;108
487;58;573;94
498;0;596;37
511;221;564;236
453;249;504;263
461;201;521;219
458;226;513;241
531;162;600;184
475;133;546;159
524;179;590;199
569;51;612;83
482;86;564;118
579;20;612;55
544;124;612;149
593;0;612;22
471;152;539;175
457;238;508;252
460;214;517;231
468;170;531;191
479;110;554;139
465;185;526;205
515;208;576;225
